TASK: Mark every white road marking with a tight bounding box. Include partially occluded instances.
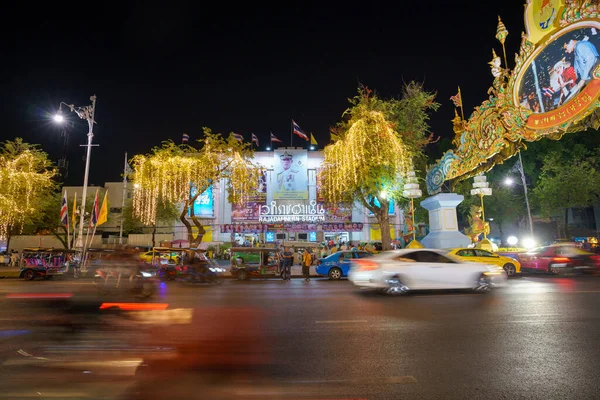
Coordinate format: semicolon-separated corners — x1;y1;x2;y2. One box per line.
292;375;417;384
315;320;368;324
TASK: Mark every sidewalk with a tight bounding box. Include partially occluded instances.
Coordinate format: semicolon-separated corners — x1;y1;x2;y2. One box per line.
212;260;321;278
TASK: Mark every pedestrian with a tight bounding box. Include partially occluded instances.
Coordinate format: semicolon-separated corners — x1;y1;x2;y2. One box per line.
10;250;18;267
282;247;293;281
302;248;312;282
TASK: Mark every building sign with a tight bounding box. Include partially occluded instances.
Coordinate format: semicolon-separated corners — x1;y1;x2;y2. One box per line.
266;223;319;232
190;184;213;217
273;149;308;200
323;223;364;232
516;22;600;128
259;200;325;223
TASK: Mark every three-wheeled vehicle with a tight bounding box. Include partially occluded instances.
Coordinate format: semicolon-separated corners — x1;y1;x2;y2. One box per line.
0;248;72;281
230;247;281;281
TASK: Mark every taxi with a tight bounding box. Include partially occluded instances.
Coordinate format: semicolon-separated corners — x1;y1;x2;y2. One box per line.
447;247;521;276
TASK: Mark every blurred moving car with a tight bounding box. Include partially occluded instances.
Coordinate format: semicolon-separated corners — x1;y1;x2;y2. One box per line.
348;249;507;295
447;247;521;276
139;248;181;264
517;245;600;274
316;250;372;280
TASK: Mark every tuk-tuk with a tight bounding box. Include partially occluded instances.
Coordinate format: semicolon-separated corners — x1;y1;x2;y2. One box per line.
139;247;183;266
230;247;281;281
0;248;75;281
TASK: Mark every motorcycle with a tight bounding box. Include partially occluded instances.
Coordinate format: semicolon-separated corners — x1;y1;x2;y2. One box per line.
176;262;224;286
94;264;159;299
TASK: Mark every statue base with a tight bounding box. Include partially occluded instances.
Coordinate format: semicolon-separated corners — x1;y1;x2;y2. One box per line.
475;238;494;252
406;239;424;249
419;193;471;249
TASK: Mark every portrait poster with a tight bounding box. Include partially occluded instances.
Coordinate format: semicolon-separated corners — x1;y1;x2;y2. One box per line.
320;202;353;222
273;149;308;200
189;184;213;217
518;24;600;115
322;223;364;232
232;171;267;222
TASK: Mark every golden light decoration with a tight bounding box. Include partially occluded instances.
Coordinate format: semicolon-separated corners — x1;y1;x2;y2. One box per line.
0;148;56;240
131;140;259;225
320;110;414;203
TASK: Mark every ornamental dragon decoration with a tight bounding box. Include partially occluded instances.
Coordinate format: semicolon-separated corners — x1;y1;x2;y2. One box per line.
426;0;600;194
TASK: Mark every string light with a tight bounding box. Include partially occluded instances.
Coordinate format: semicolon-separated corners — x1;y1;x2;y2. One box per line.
131;141;259;225
0;148;56;240
320;110;414;203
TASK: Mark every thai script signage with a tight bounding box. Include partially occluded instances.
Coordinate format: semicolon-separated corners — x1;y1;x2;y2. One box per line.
259;200;326;223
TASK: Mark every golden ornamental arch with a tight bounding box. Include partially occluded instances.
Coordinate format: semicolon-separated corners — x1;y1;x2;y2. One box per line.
426;0;600;194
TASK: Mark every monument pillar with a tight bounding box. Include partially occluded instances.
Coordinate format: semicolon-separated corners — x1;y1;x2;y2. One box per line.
420;193;470;249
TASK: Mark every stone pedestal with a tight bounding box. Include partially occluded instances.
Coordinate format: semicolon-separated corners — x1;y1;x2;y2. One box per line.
420;193;471;249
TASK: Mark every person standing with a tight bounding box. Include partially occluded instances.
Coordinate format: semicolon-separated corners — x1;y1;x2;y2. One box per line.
282;247;293;281
302;249;312;282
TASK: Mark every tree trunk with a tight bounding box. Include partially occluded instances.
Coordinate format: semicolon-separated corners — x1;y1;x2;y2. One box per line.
497;221;504;247
152;224;157;248
564;208;570;238
5;227;12;252
52;226;68;249
179;196;205;249
378;208;392;251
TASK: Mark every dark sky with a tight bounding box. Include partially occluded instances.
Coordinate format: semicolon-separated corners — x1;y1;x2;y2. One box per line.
2;0;526;186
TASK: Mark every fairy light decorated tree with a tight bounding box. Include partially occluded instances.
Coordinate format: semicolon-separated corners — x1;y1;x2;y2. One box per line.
319;83;438;251
131;129;260;247
0;138;57;245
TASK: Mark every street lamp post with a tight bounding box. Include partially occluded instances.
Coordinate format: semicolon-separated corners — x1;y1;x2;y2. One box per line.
505;151;534;238
55;95;97;249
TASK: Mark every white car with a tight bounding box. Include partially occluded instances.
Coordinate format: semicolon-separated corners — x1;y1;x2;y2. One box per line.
348;249;508;295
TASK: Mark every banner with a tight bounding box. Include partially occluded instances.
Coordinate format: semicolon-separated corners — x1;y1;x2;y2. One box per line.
190;185;213;217
320;202;353;222
323;222;364;232
220;224;268;233
232;171;267;222
273;149;308;200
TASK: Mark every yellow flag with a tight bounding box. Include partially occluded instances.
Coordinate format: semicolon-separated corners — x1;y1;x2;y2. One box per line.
97;191;108;226
310;133;318;146
72;193;77;228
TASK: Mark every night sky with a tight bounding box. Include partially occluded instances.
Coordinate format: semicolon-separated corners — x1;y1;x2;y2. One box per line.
2;0;526;186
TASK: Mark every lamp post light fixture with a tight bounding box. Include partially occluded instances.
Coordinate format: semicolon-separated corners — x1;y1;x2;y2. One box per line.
505;151;534;239
471;173;493;250
402;170;423;248
54;95;97;250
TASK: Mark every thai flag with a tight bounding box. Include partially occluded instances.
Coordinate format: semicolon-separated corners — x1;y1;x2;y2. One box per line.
542;87;555;97
60;190;69;228
251;133;259;146
90;190;99;227
270;133;283;143
292;120;309;141
232;132;243;141
182;133;190;143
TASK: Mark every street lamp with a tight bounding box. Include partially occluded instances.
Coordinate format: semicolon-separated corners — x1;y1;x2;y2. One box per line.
504;151;534;239
402;170;423;248
471;174;492;250
54;95;97;249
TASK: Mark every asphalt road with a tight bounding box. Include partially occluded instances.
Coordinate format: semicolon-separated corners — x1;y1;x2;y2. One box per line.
1;273;599;399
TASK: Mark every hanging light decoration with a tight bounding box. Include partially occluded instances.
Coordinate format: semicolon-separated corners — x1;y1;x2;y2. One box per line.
320;110;413;204
0;148;56;240
131;141;259;226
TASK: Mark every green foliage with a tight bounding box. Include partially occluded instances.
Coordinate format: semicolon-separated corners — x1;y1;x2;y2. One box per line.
322;83;439;250
532;150;600;215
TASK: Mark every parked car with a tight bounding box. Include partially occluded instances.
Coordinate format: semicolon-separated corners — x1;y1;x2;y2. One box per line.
316;250;372;280
517;245;600;274
447;247;521;276
348;249;507;295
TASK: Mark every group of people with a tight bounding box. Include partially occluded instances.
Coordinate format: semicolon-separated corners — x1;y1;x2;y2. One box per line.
274;247;313;281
